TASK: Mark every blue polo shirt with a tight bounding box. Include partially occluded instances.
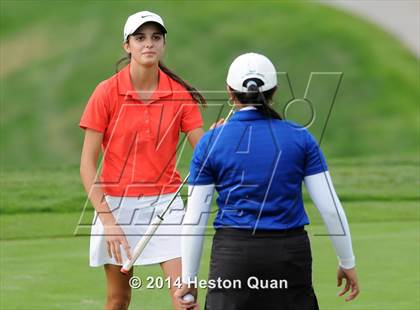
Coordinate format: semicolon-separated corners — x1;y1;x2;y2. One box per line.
189;109;328;230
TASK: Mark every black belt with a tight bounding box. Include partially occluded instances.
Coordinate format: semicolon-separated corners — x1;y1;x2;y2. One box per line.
215;226;305;238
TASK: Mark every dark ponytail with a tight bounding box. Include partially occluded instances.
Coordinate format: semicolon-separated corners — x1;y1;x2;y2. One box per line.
115;55;130;73
231;78;282;120
115;54;206;106
158;62;206;106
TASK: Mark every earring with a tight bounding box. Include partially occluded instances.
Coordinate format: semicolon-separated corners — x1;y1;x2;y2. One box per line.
227;98;235;107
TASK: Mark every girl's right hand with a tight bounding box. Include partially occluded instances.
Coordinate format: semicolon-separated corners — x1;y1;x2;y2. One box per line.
209;118;225;129
174;284;199;310
103;224;132;265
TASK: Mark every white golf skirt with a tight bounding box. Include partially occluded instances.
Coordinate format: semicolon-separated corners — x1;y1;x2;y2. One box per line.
90;193;185;267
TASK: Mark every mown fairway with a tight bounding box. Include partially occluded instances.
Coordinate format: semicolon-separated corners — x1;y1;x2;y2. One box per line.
0;222;418;310
1;158;419;309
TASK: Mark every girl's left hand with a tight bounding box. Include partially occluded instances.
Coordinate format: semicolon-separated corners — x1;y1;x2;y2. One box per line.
337;266;360;301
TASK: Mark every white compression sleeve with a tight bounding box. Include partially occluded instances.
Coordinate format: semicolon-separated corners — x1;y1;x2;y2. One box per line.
304;171;356;269
181;184;215;284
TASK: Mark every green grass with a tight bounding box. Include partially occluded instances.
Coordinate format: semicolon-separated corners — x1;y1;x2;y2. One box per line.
1;1;419;168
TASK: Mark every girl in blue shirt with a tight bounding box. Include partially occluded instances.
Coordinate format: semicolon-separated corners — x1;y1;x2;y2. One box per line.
175;53;359;310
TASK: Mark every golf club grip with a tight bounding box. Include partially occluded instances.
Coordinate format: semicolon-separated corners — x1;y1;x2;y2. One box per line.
121;216;163;272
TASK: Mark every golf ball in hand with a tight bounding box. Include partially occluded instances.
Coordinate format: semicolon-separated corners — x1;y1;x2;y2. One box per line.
182;294;195;302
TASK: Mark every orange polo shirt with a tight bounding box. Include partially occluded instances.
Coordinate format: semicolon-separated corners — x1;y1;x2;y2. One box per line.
79;64;203;197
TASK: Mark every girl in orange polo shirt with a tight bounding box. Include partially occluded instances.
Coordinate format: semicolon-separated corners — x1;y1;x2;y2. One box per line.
79;11;204;310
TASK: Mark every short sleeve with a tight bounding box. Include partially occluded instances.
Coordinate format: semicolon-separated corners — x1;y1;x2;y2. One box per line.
180;92;203;133
79;82;110;133
189;134;215;185
304;130;328;176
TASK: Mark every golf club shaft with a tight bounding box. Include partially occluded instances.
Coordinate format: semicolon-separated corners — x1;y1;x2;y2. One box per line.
121;106;235;273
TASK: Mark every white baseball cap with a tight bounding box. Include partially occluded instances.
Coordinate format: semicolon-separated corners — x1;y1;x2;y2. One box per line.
226;53;277;92
123;11;167;42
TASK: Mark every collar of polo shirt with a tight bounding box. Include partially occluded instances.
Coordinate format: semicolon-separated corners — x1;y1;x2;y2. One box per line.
116;64;172;102
238;106;257;112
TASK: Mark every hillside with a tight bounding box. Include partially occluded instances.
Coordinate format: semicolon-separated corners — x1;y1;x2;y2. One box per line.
1;1;418;168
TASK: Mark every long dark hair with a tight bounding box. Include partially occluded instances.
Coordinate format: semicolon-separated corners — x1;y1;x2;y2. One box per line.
230;78;282;120
115;52;206;107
